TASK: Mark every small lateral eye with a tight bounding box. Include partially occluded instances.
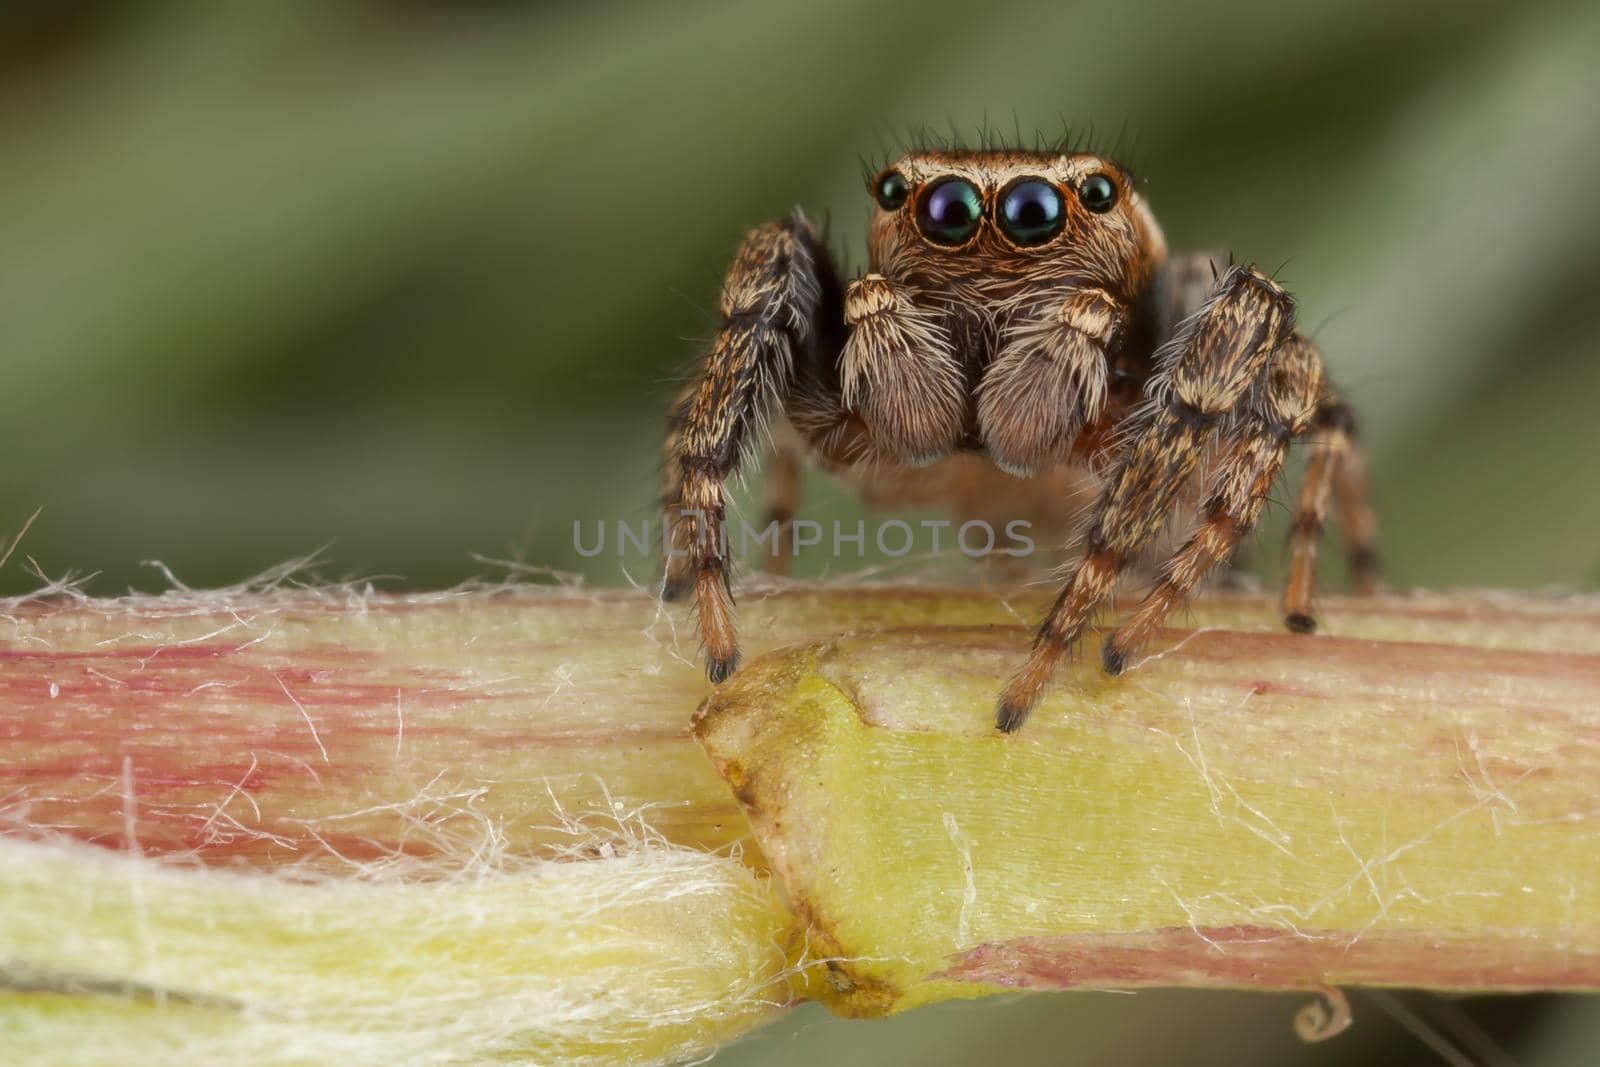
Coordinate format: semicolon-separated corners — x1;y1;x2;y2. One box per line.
999;179;1065;245
875;171;909;210
917;177;983;245
1078;173;1117;213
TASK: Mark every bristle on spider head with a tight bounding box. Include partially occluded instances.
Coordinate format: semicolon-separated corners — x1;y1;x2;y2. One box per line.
856;120;1142;183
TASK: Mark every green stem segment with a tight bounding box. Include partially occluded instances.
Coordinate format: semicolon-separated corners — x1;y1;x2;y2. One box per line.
698;594;1600;1014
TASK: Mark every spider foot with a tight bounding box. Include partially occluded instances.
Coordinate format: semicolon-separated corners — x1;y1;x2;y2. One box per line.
706;653;740;684
1285;612;1317;634
661;572;693;603
995;695;1031;735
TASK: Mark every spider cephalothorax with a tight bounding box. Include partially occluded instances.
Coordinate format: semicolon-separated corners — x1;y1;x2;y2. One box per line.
847;151;1167;475
661;146;1378;731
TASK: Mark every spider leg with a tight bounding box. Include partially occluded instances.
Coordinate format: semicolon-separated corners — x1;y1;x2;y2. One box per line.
996;265;1294;732
1333;418;1381;595
1280;394;1382;628
1103;334;1324;670
760;425;804;576
1282;395;1348;631
660;211;839;682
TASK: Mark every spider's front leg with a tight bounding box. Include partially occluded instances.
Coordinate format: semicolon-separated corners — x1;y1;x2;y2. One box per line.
661;211;839;682
996;265;1294;732
1101;332;1325;668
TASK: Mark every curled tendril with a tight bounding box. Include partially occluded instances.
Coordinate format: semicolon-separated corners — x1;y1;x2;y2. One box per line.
1294;986;1353;1043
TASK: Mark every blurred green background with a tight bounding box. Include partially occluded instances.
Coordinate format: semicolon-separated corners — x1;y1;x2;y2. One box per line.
2;0;1597;1063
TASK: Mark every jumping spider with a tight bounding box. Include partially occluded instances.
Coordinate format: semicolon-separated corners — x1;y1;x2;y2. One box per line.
661;146;1378;732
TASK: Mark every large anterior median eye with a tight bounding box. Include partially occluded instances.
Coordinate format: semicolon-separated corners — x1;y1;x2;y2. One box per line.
917;178;983;245
998;179;1065;245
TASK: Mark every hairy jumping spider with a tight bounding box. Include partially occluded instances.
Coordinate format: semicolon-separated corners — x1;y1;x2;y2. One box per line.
662;146;1378;732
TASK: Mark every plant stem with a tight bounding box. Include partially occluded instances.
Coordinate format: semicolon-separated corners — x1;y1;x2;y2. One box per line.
2;583;1597;1063
699;588;1600;1015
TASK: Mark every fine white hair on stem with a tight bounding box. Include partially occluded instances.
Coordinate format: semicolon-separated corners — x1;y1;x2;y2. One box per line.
1;821;795;1067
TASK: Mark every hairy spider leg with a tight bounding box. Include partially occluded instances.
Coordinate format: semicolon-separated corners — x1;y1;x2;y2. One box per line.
996;265;1294;732
1105;333;1326;670
661;211;840;682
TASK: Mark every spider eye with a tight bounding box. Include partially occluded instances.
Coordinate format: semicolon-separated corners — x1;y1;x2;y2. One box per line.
874;171;909;210
917;178;983;245
999;179;1065;245
1078;173;1117;214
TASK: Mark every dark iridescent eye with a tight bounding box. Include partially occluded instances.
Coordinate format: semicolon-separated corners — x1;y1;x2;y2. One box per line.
917;178;983;245
1078;173;1117;213
874;171;909;210
998;179;1065;245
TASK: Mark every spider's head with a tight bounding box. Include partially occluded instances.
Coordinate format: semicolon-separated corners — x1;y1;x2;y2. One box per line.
865;150;1166;295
